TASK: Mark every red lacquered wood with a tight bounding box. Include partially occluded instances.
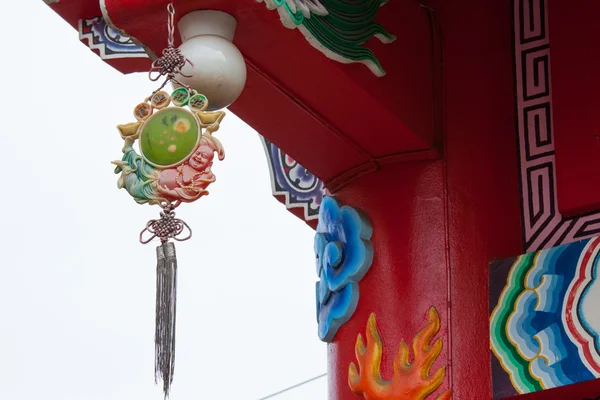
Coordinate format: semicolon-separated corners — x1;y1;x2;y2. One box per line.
550;1;600;217
333;161;450;400
326;1;522;398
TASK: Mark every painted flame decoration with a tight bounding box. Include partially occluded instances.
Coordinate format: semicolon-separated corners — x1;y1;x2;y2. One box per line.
348;307;452;400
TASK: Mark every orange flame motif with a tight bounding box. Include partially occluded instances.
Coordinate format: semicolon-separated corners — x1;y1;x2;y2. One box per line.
348;307;452;400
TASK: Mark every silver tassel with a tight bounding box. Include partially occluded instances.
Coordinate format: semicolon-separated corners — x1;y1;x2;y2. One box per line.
140;203;190;398
155;242;177;398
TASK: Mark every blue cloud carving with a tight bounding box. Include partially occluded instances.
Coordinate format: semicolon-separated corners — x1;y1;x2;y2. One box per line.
315;196;373;342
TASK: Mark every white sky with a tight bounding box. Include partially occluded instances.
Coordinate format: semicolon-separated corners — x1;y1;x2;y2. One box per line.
0;1;327;399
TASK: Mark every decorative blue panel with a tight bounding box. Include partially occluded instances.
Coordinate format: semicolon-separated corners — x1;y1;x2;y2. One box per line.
261;136;325;223
315;196;373;342
79;16;148;60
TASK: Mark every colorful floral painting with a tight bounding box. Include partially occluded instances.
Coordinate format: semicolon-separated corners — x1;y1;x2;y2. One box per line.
489;237;600;398
315;196;373;342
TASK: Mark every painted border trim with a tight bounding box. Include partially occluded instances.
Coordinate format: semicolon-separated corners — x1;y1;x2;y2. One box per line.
260;135;325;224
515;0;600;252
78;16;149;60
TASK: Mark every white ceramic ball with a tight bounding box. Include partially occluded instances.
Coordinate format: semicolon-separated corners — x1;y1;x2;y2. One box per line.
175;35;247;111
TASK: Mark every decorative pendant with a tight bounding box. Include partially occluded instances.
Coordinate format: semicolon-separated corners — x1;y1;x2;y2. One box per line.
111;4;226;398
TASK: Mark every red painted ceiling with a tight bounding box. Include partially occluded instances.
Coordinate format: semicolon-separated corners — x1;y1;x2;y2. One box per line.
550;1;600;217
49;0;440;190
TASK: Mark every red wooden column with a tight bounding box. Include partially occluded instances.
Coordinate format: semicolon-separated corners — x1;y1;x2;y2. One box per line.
332;161;450;399
440;0;522;397
325;1;522;398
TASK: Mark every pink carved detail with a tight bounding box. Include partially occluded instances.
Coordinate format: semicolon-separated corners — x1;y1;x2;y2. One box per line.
157;134;225;203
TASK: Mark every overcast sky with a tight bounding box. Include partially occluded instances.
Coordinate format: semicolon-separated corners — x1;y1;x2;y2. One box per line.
0;1;326;399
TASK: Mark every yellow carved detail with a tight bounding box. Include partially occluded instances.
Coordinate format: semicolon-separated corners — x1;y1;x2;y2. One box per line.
197;110;226;135
348;307;452;400
117;122;141;141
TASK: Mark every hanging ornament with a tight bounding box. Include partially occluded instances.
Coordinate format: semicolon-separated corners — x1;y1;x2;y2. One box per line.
112;3;226;398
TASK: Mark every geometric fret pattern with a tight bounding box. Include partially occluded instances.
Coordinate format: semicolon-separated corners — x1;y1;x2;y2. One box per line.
515;0;600;252
78;16;148;60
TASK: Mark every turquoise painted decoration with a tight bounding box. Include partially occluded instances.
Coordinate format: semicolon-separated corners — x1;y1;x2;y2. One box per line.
315;196;374;342
257;0;396;77
489;237;600;398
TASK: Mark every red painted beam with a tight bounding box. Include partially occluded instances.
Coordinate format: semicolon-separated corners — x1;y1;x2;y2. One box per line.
47;0;441;188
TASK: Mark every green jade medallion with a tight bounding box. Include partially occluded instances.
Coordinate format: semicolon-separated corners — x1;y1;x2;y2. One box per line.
140;107;200;167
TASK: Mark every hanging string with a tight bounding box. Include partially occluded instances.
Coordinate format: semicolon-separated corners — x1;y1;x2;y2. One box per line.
167;3;176;48
149;2;195;96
